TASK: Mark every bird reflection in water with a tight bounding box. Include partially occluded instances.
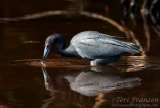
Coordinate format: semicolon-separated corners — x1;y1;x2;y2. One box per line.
41;66;141;96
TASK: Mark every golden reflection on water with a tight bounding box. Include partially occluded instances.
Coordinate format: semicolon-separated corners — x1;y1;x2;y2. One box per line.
11;55;150;73
41;92;55;108
93;93;107;108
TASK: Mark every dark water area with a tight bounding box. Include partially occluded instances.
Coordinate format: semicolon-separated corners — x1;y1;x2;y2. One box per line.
0;0;160;108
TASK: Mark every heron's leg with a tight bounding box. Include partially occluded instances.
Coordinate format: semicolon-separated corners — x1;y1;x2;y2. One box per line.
90;60;98;66
90;55;121;66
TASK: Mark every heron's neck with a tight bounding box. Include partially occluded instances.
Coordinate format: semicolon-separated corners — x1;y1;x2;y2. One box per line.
56;36;76;57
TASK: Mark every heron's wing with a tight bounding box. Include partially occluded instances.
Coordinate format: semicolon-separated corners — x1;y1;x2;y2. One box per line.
71;31;123;43
72;34;140;60
99;33;124;39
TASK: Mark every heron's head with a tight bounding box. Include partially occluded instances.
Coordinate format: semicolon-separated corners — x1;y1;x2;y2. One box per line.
41;34;60;63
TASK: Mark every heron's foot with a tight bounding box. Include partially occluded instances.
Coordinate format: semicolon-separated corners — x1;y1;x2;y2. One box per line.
90;57;120;66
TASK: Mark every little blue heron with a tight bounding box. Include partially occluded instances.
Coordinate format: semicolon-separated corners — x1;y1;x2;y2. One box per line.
41;31;141;66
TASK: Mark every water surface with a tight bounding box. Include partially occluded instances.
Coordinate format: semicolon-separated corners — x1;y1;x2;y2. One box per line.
0;0;160;108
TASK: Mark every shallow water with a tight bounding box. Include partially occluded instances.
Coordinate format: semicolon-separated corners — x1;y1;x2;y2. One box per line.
0;0;160;108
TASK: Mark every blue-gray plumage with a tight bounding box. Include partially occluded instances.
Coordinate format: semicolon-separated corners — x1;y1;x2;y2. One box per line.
41;31;141;66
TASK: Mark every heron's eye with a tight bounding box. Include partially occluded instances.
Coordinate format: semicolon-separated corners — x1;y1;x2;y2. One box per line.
46;45;51;50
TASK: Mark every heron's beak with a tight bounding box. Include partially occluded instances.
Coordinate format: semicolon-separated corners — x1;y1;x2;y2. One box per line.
41;45;51;62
